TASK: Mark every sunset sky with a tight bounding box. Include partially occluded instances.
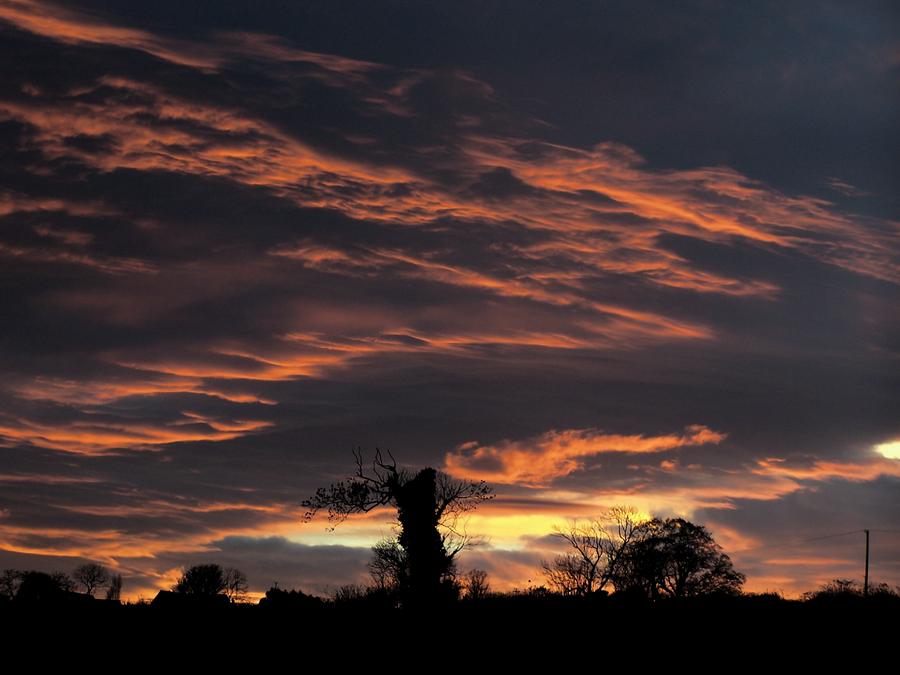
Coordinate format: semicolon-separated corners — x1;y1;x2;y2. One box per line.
1;0;898;601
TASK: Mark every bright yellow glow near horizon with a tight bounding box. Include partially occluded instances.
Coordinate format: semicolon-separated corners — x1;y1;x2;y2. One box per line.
456;513;574;548
874;440;900;460
291;499;662;551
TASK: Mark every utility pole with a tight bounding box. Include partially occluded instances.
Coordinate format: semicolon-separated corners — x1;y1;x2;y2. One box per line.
864;529;869;597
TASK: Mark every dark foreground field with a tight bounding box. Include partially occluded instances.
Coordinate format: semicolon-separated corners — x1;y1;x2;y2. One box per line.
2;593;897;656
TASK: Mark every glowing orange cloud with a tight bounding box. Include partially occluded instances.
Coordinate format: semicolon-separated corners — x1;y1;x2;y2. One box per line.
460;136;899;285
13;376;276;407
274;242;714;343
0;0;221;68
0;0;386;75
0;241;155;275
0;472;103;485
1;3;896;298
0;192;118;218
474;452;900;515
751;456;900;482
444;425;726;486
0;414;272;455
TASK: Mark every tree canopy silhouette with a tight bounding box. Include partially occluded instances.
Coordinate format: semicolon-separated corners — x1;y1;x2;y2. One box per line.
302;448;493;607
14;571;69;603
544;511;745;599
611;517;745;598
173;563;248;599
173;564;225;596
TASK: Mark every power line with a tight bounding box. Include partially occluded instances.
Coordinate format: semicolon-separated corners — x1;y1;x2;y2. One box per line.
800;529;868;544
729;529;867;556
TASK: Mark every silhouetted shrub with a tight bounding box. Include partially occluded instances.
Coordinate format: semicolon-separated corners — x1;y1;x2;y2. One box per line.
259;586;325;612
803;578;900;602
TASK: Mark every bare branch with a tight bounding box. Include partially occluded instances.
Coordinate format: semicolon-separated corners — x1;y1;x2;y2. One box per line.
302;449;494;605
542;506;647;596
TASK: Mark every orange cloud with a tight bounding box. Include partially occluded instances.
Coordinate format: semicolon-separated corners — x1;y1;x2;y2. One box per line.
0;192;118;218
0;0;221;68
0;472;103;485
483;453;900;515
444;425;726;486
2;4;895;298
460;136;900;286
0;414;272;455
0;0;386;75
13;375;276;407
751;456;900;482
274;242;714;344
0;241;155;275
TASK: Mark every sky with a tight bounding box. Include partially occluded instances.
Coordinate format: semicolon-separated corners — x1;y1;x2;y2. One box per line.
0;0;898;601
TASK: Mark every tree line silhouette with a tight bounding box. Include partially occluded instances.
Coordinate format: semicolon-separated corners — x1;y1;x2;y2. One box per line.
1;452;897;614
1;564;123;604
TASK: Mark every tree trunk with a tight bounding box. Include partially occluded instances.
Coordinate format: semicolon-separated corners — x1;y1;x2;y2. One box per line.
394;468;447;607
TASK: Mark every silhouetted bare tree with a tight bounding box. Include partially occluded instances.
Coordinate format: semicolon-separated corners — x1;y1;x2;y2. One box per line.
368;537;409;591
51;571;75;593
541;506;642;596
224;567;249;603
73;563;111;597
0;569;20;601
462;569;491;600
105;573;123;601
303;448;493;607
